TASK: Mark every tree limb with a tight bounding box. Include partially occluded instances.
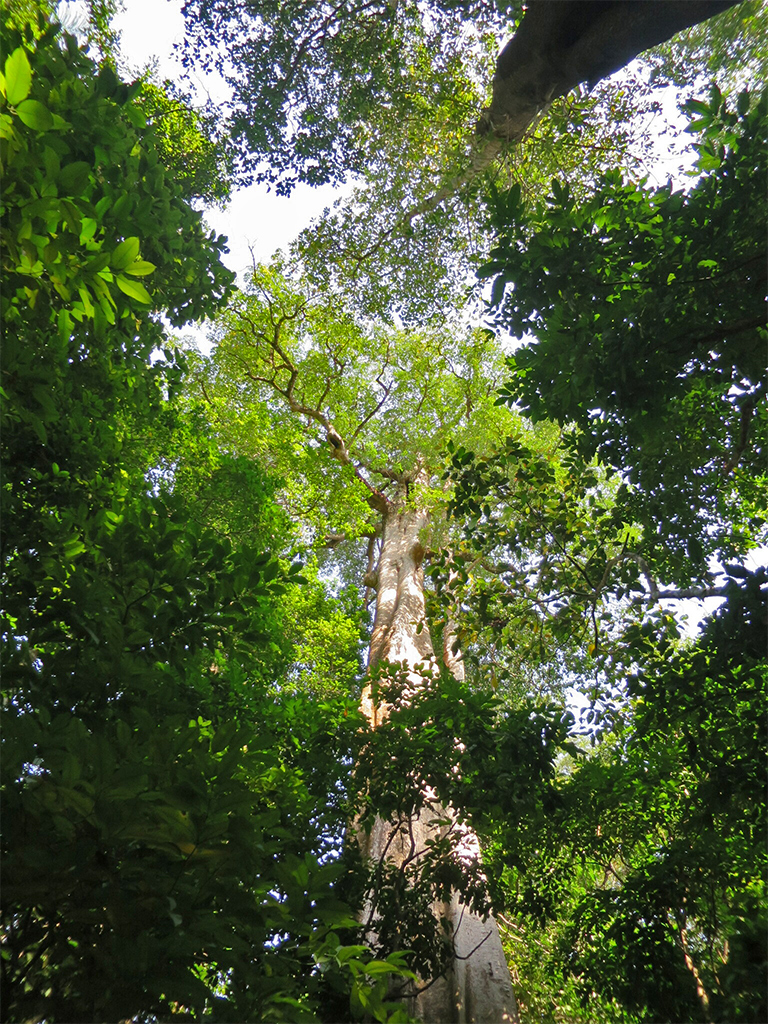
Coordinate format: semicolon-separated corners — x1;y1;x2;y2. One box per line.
484;2;742;143
598;550;729;603
365;1;743;242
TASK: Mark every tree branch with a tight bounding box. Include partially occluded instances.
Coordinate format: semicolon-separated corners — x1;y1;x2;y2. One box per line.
484;2;741;143
390;1;740;242
598;550;729;603
675;314;766;354
350;372;392;446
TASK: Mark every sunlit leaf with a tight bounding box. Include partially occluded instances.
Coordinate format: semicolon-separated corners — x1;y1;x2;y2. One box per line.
15;99;54;131
5;47;32;105
116;273;152;303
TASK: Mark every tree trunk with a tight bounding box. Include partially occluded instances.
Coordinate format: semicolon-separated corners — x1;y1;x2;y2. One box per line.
358;473;519;1023
403;0;742;247
482;0;742;142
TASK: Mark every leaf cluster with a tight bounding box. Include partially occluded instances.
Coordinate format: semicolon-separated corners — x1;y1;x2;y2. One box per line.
483;87;767;582
440;432;642;682
135;77;235;208
644;0;768;93
352;663;574;947
503;566;767;1024
1;18;234;334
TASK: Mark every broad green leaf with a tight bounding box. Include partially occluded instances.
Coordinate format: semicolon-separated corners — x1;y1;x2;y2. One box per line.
116;274;152;303
0;111;15;139
80;217;98;243
42;145;61;179
59;161;91;194
684;98;711;116
77;286;95;318
57;309;72;342
91;276;117;324
123;259;156;277
5;48;32;106
15;99;54;131
63;537;86;559
111;236;141;270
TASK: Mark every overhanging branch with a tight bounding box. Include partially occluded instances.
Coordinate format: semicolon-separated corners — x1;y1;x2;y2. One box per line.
484;2;742;143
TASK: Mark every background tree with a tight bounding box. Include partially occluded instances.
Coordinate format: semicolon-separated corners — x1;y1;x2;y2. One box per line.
645;0;768;92
1;15;413;1022
196;247;696;1019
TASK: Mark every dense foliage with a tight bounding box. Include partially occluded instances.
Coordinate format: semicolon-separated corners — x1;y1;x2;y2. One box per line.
0;16;411;1022
464;80;767;1024
484;87;767;585
494;566;766;1024
2;4;766;1023
179;0;513;192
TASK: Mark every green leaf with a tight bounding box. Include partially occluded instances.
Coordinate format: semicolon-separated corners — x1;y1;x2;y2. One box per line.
60;787;94;816
685;99;711;117
0;110;15;139
77;286;95;318
80;217;98;243
111;236;141;270
15;99;54;131
91;276;116;324
123;259;156;277
63;537;86;559
57;308;72;342
116;274;152;303
362;959;397;977
5;48;32;106
490;274;507;308
95;63;119;99
59;161;91;194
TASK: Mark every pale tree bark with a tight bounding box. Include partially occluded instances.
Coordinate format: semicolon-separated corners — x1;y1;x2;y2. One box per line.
672;909;713;1023
358;469;519;1024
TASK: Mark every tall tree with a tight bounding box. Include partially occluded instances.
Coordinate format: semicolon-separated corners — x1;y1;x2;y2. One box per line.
200;262;528;1019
